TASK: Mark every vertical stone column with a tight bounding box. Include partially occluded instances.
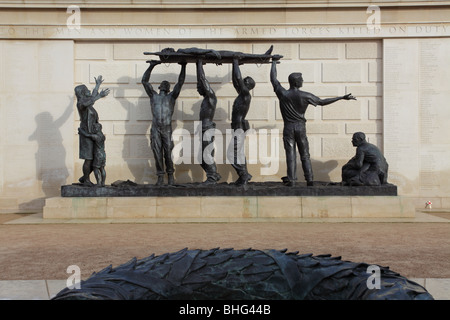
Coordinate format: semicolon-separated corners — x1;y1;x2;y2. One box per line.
417;38;450;205
383;39;421;196
0;40;74;212
383;38;450;207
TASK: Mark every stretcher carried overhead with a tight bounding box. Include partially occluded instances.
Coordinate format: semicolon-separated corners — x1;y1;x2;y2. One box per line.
144;46;283;65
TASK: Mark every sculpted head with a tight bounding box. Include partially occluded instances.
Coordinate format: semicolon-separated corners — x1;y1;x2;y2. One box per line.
288;73;303;88
93;122;102;134
244;76;256;90
158;80;171;93
75;85;91;98
352;132;366;147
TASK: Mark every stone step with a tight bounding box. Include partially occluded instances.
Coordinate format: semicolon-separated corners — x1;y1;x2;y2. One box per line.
43;194;414;220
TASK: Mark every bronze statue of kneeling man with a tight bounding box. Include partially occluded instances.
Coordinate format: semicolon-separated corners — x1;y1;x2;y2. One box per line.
342;132;389;186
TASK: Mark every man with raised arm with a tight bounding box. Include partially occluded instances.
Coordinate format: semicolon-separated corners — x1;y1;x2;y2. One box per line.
228;57;256;185
270;57;356;187
196;59;221;184
142;60;186;185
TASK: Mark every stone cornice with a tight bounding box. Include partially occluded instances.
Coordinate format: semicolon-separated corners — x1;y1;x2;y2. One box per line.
1;1;450;9
1;22;449;40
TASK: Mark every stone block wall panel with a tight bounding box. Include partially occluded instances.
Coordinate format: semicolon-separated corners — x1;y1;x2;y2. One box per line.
0;40;74;212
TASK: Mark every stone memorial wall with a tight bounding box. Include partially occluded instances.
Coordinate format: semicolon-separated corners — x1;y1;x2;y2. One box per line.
0;1;449;211
0;40;74;212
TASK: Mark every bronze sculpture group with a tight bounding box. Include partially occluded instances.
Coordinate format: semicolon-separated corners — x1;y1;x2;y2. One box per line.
74;77;109;187
75;46;390;188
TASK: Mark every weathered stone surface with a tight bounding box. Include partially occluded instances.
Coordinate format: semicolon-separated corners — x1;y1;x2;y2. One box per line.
61;181;397;197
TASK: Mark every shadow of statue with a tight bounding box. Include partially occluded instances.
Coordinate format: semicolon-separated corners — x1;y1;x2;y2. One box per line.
310;159;340;183
274;156;340;184
25;97;73;210
240;134;340;185
115;77;153;184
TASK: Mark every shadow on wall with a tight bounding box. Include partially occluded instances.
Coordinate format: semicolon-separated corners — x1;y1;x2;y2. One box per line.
115;77;152;184
244;157;339;184
310;159;340;183
115;65;235;184
22;97;73;211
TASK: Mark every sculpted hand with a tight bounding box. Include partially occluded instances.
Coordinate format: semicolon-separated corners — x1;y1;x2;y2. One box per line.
147;60;162;66
95;75;104;86
78;127;87;135
100;88;110;97
233;53;244;60
272;55;281;64
343;93;356;100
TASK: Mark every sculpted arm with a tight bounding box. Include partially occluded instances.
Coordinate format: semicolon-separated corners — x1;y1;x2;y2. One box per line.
197;59;215;99
92;76;103;97
142;60;160;98
270;60;279;88
78;127;93;139
80;76;109;105
171;62;187;100
316;94;356;106
354;148;366;169
232;58;246;94
78;91;109;108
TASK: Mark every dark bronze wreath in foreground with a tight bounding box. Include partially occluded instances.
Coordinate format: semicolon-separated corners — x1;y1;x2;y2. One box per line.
53;248;433;300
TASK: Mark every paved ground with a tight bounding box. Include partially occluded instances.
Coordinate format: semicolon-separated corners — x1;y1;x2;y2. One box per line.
0;210;449;299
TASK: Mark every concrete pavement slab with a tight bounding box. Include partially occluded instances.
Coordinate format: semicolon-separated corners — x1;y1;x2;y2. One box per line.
0;280;49;300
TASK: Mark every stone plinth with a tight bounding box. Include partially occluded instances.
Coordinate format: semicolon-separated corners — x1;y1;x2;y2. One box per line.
44;182;413;220
61;181;398;197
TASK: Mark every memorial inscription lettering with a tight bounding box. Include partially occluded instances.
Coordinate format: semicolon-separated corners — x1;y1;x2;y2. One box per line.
2;23;449;40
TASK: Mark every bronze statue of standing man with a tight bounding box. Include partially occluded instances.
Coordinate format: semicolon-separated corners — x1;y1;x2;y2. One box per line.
270;58;356;186
196;59;222;184
228;57;255;185
142;60;186;185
